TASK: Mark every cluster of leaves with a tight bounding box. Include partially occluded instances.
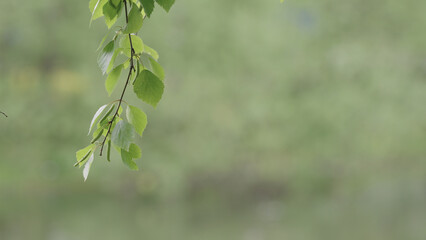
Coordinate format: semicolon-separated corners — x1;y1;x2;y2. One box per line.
75;0;175;181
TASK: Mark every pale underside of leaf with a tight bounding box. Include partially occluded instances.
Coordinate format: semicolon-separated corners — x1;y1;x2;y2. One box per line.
90;0;108;24
88;105;108;135
111;120;136;151
83;153;95;181
98;41;115;75
126;105;147;136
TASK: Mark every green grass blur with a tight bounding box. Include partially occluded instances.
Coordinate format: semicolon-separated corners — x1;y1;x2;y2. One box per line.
1;0;426;239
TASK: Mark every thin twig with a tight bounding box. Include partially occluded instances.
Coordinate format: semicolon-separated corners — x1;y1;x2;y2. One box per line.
99;0;135;156
0;111;7;117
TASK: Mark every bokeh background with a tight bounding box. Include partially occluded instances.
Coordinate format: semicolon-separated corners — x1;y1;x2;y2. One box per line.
1;0;426;239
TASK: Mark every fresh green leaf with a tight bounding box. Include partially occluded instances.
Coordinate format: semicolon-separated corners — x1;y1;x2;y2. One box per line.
118;105;124;116
128;143;142;158
124;5;144;34
99;115;112;128
111;120;136;151
121;149;139;170
149;57;165;81
90;0;108;23
155;0;175;12
92;125;104;139
83;153;95;181
120;35;144;57
126;105;147;136
103;1;120;28
106;64;124;96
89;0;98;13
129;143;142;159
144;45;159;60
99;104;116;124
75;144;95;167
133;70;164;107
88;105;108;135
91;128;104;143
139;0;155;17
123;59;130;70
110;0;122;7
98;41;115;75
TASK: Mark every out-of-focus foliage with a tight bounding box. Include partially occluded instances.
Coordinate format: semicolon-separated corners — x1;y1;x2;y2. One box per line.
0;0;426;239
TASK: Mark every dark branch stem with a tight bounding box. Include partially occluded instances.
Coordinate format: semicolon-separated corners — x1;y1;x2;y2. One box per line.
0;111;7;117
100;0;135;156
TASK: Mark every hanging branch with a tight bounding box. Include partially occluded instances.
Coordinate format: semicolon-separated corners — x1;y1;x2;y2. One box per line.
99;0;136;157
75;0;175;181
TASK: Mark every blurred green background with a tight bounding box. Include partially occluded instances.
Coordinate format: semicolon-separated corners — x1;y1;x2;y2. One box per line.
1;0;426;239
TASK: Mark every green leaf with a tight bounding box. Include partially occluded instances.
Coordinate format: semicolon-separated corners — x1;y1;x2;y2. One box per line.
144;45;159;60
75;144;95;167
155;0;175;12
100;104;116;124
120;35;144;57
98;41;115;75
111;0;122;7
88;105;108;135
118;105;124;116
124;5;143;34
133;70;164;107
128;143;142;158
121;149;139;170
126;105;147;136
83;153;95;181
91;128;104;143
123;58;131;69
106;64;124;96
111;120;136;151
103;1;120;28
99;115;112;128
139;0;155;17
90;0;108;23
149;57;165;81
89;0;98;12
92;125;104;139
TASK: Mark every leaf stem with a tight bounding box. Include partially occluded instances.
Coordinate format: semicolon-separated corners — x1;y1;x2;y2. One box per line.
108;99;129;106
99;0;136;156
